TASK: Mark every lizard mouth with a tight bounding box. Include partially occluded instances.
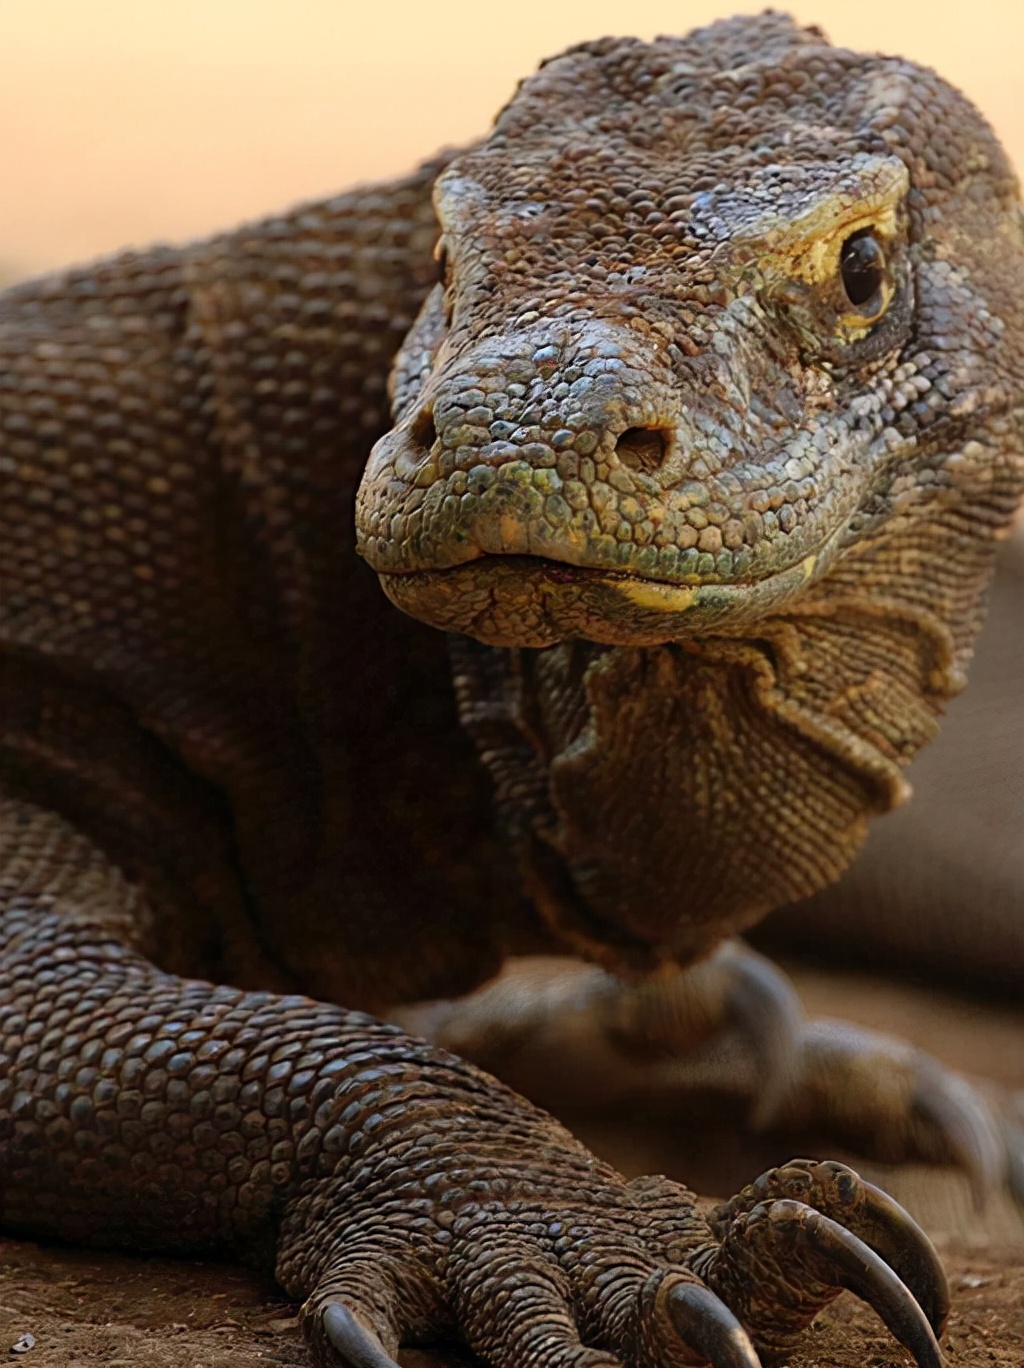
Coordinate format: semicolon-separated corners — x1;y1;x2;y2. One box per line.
377;549;827;647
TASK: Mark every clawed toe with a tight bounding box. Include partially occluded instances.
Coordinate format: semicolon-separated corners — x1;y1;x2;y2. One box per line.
699;1159;947;1366
794;1020;1007;1203
696;942;804;1130
710;1158;949;1333
763;1200;941;1367
324;1301;401;1368
660;1279;762;1367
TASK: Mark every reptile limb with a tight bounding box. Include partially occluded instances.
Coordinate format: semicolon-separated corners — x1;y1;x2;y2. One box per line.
1;795;945;1367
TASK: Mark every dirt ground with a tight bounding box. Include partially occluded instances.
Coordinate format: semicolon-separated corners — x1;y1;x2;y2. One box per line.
0;1230;1021;1368
2;965;1023;1367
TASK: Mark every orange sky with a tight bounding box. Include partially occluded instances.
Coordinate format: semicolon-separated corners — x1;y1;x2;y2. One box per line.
1;0;1022;281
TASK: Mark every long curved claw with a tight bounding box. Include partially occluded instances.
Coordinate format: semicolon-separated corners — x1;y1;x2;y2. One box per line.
913;1057;1004;1205
1004;1112;1024;1207
664;1281;763;1368
769;1200;943;1368
716;943;803;1129
851;1177;950;1334
324;1302;402;1368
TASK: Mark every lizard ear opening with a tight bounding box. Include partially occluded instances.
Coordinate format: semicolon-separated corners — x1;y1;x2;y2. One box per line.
410;406;437;454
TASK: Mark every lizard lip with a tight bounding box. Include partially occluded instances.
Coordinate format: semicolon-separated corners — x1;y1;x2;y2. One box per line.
375;551;826;648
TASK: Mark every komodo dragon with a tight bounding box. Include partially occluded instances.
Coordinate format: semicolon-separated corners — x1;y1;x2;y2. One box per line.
2;13;1023;1368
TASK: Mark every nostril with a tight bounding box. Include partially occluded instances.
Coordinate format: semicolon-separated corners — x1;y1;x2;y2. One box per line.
614;426;671;473
410;407;437;454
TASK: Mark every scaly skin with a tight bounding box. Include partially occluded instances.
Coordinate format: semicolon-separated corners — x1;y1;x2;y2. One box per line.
761;529;1024;993
2;13;1023;1367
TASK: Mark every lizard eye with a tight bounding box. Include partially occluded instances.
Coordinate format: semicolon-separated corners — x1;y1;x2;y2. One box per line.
839;230;887;315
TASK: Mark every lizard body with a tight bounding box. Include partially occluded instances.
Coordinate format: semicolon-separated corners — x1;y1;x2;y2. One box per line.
1;155;523;1016
2;14;1022;1367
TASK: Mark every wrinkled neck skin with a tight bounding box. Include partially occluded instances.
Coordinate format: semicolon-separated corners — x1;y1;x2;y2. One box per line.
356;16;1024;975
448;520;999;976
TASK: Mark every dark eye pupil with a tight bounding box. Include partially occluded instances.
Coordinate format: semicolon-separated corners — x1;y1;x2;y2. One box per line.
840;232;885;309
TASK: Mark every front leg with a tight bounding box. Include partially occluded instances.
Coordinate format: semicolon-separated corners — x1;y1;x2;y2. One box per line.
1;797;945;1367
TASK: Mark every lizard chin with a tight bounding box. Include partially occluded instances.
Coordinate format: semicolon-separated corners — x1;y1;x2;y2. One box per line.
378;551;823;647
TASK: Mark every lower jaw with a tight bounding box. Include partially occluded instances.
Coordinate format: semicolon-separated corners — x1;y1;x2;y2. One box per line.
378;553;823;647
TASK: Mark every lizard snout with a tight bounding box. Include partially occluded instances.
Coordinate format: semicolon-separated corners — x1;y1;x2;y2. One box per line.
357;319;691;578
355;308;852;647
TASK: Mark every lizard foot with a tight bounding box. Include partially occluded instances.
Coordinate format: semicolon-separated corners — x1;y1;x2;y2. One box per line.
289;1152;944;1367
396;948;1016;1206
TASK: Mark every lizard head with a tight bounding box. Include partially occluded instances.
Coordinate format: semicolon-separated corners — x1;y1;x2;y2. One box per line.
356;14;1024;970
357;14;1022;649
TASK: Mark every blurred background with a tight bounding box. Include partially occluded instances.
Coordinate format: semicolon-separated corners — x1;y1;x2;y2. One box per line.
1;0;1022;283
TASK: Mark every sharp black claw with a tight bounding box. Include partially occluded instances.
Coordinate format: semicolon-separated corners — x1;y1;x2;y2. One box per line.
914;1058;1003;1207
854;1178;950;1335
323;1301;401;1368
665;1280;763;1368
770;1201;943;1368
